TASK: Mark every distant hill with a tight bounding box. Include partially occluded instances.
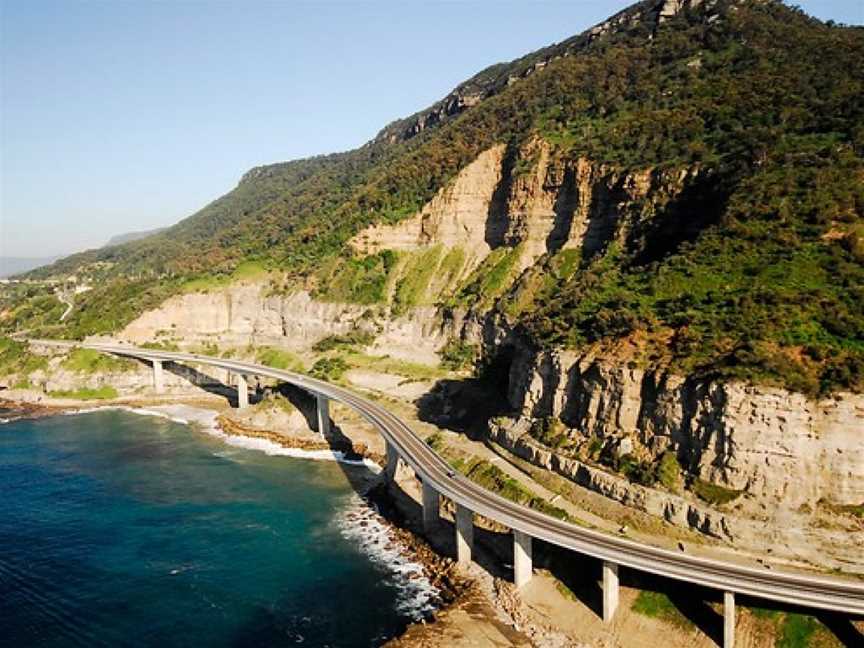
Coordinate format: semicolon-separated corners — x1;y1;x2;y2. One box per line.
6;0;864;394
105;227;167;247
0;256;61;278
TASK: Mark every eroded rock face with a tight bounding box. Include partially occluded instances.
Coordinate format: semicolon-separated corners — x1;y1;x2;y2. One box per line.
490;418;735;541
350;139;702;278
119;283;449;363
505;347;864;508
349;145;506;267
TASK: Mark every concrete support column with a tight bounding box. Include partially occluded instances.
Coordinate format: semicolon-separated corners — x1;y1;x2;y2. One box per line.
602;561;619;623
513;530;533;588
384;440;412;482
724;591;735;648
455;504;474;566
385;440;398;481
421;481;440;533
236;374;249;409
152;360;164;394
316;394;330;436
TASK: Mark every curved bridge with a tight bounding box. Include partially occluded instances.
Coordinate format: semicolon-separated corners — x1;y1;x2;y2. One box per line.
40;341;864;647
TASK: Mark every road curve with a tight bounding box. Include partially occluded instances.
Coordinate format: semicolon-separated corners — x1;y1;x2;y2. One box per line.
41;340;864;617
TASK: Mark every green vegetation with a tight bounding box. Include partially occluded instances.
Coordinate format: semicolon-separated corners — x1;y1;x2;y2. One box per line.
140;340;180;351
312;330;374;353
528;417;577;451
426;434;572;521
437;247;467;290
554;579;579;603
393;245;444;314
254;346;305;372
0;337;48;379
255;391;297;415
817;498;864;519
309;356;349;381
691;478;742;506
776;614;818;648
0;285;65;333
314;252;397;304
61;348;135;373
181;260;268;293
615;453;658;487
657;451;682;492
343;352;445;382
439;339;477;371
48;386;119;400
633;594;838;646
453;246;523;311
631;591;692;628
3;1;862;395
189;341;220;357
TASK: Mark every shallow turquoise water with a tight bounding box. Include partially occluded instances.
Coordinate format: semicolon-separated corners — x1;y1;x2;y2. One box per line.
0;410;429;647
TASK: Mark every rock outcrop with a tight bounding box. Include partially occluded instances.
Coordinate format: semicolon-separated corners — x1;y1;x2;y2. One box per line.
503;346;864;508
119;284;451;364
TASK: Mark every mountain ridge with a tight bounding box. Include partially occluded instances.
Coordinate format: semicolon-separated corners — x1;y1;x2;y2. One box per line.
4;0;863;396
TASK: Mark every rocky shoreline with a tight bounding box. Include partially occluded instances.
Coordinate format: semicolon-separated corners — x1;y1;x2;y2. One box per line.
0;396;68;422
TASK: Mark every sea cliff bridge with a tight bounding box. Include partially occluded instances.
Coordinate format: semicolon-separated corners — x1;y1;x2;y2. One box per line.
36;340;864;647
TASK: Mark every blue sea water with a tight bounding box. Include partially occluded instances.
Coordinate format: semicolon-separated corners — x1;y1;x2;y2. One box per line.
0;409;434;647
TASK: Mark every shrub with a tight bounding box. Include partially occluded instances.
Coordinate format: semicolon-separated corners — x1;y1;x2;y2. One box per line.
657;451;682;492
691;478;742;505
309;356;349;381
312;330;374;353
440;339;477;371
255;347;304;372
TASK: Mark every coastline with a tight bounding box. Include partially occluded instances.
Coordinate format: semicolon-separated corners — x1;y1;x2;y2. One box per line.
0;393;502;645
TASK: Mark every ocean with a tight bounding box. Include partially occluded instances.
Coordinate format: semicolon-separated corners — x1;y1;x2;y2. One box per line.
0;408;437;647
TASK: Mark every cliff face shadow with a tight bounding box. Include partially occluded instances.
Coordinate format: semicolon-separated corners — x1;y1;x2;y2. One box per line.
484;143;517;249
416;377;509;440
546;166;578;253
416;351;515;440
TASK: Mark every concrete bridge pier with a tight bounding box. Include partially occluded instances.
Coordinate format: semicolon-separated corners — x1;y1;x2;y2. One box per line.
316;395;330;436
384;440;411;482
513;530;533;588
152;360;164;394
455;504;474;566
724;591;735;648
236;374;249;409
602;561;619;623
421;481;440;533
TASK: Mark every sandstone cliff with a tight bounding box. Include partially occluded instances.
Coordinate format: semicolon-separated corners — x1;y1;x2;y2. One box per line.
502;346;864;508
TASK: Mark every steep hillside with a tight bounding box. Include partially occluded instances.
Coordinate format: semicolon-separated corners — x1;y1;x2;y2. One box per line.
4;0;864;395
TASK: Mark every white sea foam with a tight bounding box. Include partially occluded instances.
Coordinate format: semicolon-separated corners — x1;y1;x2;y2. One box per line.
56;403;383;470
213;432;381;470
336;494;441;621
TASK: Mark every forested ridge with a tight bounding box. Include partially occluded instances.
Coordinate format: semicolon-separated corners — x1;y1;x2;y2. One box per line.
5;0;863;395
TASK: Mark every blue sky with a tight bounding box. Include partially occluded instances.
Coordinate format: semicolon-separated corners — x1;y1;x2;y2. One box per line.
2;0;861;258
